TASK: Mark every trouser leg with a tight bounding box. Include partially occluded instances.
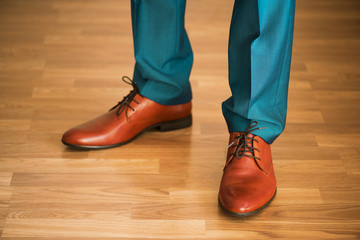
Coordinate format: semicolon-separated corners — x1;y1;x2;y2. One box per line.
131;0;193;105
222;0;296;143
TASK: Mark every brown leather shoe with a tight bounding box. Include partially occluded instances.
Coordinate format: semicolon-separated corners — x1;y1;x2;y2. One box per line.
62;76;192;149
218;121;277;216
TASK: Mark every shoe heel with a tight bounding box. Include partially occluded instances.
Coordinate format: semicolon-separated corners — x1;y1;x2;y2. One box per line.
159;114;192;132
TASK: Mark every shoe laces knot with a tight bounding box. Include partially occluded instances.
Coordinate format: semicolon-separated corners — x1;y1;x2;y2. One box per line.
109;76;141;119
225;121;267;171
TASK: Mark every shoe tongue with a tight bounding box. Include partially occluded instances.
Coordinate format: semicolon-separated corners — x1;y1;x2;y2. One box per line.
244;133;255;154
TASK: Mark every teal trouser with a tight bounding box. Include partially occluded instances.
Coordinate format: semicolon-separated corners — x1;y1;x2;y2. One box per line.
131;0;295;144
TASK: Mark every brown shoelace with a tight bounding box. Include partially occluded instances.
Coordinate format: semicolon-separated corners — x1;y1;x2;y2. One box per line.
109;76;141;118
225;121;266;169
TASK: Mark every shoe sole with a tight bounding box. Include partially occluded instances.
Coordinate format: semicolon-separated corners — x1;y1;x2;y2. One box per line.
218;188;277;217
62;114;192;149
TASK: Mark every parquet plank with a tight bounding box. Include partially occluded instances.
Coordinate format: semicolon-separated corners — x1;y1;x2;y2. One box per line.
0;0;359;239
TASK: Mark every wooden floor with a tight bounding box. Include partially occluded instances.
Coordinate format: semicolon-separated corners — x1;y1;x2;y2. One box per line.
0;0;359;239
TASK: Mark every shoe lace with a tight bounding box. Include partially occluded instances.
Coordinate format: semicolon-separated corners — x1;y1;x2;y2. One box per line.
225;121;267;169
109;76;141;118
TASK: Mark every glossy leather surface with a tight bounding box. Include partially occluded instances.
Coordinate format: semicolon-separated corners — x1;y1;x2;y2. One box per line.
218;132;276;216
62;94;191;148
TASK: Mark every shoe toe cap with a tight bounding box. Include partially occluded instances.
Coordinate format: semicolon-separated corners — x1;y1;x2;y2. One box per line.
219;185;276;215
62;127;95;146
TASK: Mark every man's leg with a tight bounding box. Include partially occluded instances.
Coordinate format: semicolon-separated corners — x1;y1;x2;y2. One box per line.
62;0;193;149
219;0;295;216
223;0;295;144
131;0;193;105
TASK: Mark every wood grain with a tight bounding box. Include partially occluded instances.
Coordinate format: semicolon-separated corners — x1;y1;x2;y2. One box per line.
0;0;360;239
